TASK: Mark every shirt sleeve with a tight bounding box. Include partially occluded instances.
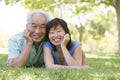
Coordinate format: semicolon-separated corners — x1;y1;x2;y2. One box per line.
44;42;53;51
8;38;21;59
70;41;81;56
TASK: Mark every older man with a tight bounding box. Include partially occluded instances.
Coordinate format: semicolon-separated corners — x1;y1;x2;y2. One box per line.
7;10;50;67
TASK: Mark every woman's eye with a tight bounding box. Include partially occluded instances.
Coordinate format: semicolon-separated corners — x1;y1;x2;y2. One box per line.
49;32;54;34
57;31;61;32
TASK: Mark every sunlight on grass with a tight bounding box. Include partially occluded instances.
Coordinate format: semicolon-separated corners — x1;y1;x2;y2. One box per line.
86;52;120;59
0;52;120;80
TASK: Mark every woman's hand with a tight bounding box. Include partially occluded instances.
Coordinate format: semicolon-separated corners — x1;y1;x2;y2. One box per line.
61;33;70;47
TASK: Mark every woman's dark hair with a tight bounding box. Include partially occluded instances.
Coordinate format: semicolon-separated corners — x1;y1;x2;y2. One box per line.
46;18;72;51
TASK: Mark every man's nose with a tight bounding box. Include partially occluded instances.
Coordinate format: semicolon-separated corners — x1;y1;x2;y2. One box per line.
35;26;40;33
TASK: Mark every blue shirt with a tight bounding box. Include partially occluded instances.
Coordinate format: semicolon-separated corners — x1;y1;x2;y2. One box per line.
44;41;80;64
8;32;44;67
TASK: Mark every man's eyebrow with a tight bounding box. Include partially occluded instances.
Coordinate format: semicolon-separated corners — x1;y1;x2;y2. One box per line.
31;23;46;26
31;23;36;25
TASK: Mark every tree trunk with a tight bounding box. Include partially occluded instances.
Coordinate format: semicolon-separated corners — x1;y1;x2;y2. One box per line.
79;26;83;42
75;25;83;42
114;0;120;53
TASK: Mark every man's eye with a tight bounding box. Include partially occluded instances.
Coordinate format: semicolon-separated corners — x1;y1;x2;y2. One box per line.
41;25;46;28
31;25;37;27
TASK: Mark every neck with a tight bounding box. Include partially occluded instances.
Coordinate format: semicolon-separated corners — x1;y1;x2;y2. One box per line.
34;42;41;52
56;45;62;53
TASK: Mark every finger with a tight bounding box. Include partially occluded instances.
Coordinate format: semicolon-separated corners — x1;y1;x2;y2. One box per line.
24;29;27;36
27;31;30;37
24;29;30;37
64;34;70;40
65;34;69;37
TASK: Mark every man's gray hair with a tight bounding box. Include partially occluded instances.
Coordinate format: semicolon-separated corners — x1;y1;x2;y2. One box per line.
26;10;50;23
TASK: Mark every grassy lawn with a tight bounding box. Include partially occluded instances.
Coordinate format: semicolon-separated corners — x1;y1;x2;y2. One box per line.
0;52;120;80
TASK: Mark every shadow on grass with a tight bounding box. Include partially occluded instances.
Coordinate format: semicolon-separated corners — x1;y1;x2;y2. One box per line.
0;53;120;80
0;54;7;67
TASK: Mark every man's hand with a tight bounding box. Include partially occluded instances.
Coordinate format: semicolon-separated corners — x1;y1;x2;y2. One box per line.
8;28;34;67
61;33;70;47
24;28;33;44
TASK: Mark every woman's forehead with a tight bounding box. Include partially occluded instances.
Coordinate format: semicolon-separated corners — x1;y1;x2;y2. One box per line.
50;25;63;30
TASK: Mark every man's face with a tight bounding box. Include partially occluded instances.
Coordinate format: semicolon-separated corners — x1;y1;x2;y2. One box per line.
27;13;47;43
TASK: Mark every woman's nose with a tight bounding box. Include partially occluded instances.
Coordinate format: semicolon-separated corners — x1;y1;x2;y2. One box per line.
53;33;58;37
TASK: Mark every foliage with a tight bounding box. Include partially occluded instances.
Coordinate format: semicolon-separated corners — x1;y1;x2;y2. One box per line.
70;3;116;41
0;52;120;80
0;0;117;52
101;0;114;5
0;30;9;48
88;8;115;40
1;0;80;10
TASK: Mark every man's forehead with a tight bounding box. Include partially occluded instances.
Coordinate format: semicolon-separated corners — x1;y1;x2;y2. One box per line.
32;13;46;19
28;15;47;23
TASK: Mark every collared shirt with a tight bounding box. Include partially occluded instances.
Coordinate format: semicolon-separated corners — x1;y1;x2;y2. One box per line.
8;32;44;67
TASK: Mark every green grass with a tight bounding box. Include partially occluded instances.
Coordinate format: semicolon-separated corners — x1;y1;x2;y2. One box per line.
0;52;120;80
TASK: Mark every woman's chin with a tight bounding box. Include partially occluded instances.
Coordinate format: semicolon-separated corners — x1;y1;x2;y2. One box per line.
52;42;61;46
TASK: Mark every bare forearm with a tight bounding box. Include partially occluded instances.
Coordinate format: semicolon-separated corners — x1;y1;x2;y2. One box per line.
46;64;90;69
10;43;32;67
61;46;78;66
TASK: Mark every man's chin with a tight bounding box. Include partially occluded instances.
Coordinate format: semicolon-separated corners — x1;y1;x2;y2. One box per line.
32;39;42;43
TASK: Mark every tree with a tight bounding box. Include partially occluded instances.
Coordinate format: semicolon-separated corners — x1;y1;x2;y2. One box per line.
113;0;120;53
2;0;118;52
98;0;120;52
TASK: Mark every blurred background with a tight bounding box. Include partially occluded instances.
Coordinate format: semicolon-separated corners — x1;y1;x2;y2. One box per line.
0;0;119;53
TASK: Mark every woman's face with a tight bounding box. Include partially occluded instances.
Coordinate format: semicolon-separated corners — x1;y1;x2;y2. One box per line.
49;25;66;46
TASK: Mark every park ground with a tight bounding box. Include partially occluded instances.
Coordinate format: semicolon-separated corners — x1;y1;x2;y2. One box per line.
0;52;120;80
